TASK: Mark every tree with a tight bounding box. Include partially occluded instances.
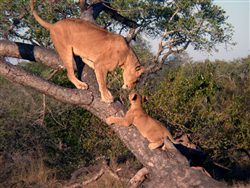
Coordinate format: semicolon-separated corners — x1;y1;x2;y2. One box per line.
0;0;233;187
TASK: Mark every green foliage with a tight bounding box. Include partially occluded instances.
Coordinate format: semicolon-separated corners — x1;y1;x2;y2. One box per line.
143;57;250;179
108;0;234;51
0;0;78;46
1;0;234;52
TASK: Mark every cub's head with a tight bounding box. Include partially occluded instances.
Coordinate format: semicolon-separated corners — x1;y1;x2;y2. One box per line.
122;65;145;90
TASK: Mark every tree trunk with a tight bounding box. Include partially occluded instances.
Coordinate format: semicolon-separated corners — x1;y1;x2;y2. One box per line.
0;40;227;187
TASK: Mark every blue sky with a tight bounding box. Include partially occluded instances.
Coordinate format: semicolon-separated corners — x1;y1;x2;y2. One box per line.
188;0;250;61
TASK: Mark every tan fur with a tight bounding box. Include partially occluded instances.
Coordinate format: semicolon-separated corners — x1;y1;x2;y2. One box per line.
30;0;144;103
106;92;177;150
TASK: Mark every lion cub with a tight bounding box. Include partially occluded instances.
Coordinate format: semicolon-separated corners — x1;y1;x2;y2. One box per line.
106;92;177;150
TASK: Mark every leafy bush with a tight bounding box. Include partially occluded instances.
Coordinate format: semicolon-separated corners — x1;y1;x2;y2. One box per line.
143;56;250;181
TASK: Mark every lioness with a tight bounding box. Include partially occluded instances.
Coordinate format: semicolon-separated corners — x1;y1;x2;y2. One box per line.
106;92;177;150
30;0;144;103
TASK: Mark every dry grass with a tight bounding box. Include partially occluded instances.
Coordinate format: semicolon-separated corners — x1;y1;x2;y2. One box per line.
85;173;126;188
0;152;62;187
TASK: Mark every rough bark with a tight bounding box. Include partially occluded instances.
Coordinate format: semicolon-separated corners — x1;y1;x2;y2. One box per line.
0;58;93;105
0;40;63;70
0;40;227;188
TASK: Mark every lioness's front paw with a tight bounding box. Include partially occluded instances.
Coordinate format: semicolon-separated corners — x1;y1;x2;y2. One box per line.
76;81;88;90
106;116;115;125
101;90;114;103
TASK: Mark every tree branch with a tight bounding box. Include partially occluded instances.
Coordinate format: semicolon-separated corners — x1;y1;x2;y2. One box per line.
0;58;93;105
0;40;227;188
0;40;63;70
129;167;149;188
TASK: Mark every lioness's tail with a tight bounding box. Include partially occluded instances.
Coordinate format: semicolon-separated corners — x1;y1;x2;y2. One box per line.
30;0;52;30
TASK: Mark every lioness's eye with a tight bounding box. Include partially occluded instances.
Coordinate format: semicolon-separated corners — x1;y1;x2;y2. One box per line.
135;66;141;71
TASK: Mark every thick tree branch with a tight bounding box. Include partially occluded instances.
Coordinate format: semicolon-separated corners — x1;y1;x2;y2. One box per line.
102;3;138;29
0;40;227;188
0;58;93;105
0;40;63;70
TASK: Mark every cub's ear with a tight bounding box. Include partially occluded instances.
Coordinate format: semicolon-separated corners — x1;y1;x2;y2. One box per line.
131;93;137;101
142;96;148;103
140;66;145;73
136;66;145;75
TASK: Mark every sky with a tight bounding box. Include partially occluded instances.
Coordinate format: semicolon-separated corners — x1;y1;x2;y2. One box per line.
187;0;250;61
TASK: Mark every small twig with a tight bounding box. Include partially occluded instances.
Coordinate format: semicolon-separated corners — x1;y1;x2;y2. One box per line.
103;161;120;180
46;69;59;80
70;166;88;182
46;106;65;128
126;28;136;43
39;94;46;126
191;166;211;178
169;7;180;22
67;169;105;188
213;162;231;171
35;69;59;126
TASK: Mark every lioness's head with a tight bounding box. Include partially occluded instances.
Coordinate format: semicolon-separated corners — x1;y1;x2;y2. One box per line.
122;65;145;89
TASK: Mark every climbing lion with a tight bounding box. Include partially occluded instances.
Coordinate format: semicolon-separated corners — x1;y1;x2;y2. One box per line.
30;0;144;103
106;92;177;150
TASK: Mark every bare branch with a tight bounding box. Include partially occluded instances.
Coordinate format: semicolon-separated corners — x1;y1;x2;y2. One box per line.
153;30;177;64
0;58;93;105
169;7;180;22
171;40;191;53
126;28;138;43
0;40;63;70
129;167;149;188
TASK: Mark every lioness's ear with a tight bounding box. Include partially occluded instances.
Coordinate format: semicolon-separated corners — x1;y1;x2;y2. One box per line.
131;94;137;101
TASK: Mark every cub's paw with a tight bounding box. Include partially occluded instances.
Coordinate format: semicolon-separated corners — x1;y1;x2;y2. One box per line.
106;116;115;125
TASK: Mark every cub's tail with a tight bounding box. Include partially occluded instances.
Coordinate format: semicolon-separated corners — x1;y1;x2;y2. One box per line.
30;0;53;30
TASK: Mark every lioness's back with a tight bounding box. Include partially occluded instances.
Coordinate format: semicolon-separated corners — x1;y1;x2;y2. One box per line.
51;19;128;51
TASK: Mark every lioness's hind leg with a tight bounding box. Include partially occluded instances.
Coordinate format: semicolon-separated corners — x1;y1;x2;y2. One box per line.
59;48;88;89
148;141;163;150
162;139;176;158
